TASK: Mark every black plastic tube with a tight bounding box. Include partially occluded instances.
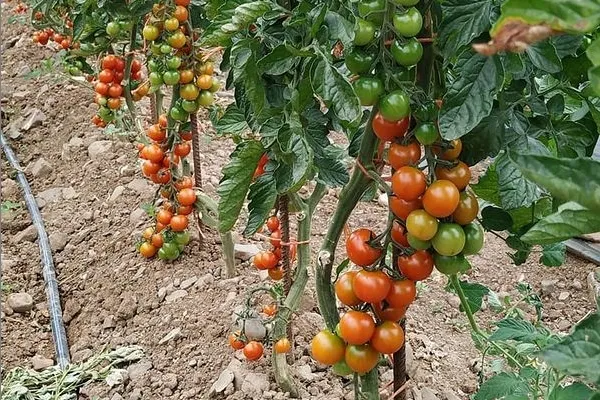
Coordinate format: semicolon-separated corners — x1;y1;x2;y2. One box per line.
1;131;70;368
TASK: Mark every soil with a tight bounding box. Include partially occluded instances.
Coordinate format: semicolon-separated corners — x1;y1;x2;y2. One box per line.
1;8;597;400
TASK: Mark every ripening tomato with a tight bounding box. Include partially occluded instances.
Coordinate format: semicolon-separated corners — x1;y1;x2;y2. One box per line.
108;83;123;98
156;209;173;225
266;216;280;232
270;230;282;247
143;24;160;41
180;83;199;100
151;233;164;248
142;228;154;242
179;69;194;84
435;161;471;190
113;57;125;72
268;267;284;280
392;166;427;201
145;144;164;163
147;124;166;142
339;311;375;345
389;195;422;221
274;338;291;354
107;98;121;109
139;242;157;258
372;112;409;142
229;332;245;350
196;74;213;90
177;188;196;206
243;341;264;361
177;205;193;215
391;221;410;247
346;229;382;267
311;330;346;365
406;209;438;241
345;344;380;374
253;251;278;270
98;69;114;83
452;191;479;225
370;321;405;354
388;141;421;170
397;250;434;281
435;139;462;160
95;82;109;96
386;279;416;308
352;270;391;303
335;271;362;307
174;176;193;190
131;59;142;73
174;142;191;157
180;131;193;141
164;17;179;32
372;302;407;322
174;5;189;22
170;215;188;232
175;0;191;5
422;180;460;218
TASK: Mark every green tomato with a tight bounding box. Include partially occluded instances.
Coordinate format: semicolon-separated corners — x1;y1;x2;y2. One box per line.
391;0;419;5
431;223;466;257
149;72;163;86
176;243;185;252
119;21;134;31
160;44;172;54
182;99;199;113
166;56;182;70
209;80;221;93
332;360;353;376
158;248;169;260
162;70;180;85
407;233;430;250
462;222;484;255
357;0;386;24
73;60;83;69
413;101;438;122
148;59;159;72
68;66;81;76
393;8;423;37
354;19;376;46
106;21;121;37
415;123;439;145
345;50;375;75
197;91;214;107
379;90;410;121
353;77;384;106
170;106;188;121
391;38;423;67
434;253;471;275
97;106;112;119
96;95;107;106
390;68;413;83
162;242;180;259
150;43;162;56
174;232;191;246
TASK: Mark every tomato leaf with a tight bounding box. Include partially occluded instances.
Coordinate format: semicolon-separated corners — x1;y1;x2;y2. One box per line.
541;313;600;385
310;55;362;124
446;280;490;314
526;41;562;73
438;0;497;58
472;163;501;206
540;243;566;267
273;134;313;194
549;383;595;400
510;153;600;212
217;141;265;233
257;44;308;76
244;174;278;237
440;50;502;140
460;110;506;165
473;372;530;400
489;318;545;342
212;104;250;136
481;206;513;231
496;153;544;210
521;202;600;245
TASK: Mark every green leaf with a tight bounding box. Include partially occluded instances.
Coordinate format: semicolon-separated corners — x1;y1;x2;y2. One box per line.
213;104;249;136
438;0;496;58
217;141;265;233
496;153;543;210
244;174;278;236
489;318;544;342
542;313;600;385
257;44;314;76
273;134;313;194
315;148;349;187
460;109;505;165
474;372;530;400
323;11;355;49
510;153;600;212
540;243;566;266
446;280;490;314
472;163;501;206
310;56;361;124
521;202;600;245
526;41;562;73
589;65;600;96
549;383;595;400
587;37;600;66
481;206;513;231
440;50;501;140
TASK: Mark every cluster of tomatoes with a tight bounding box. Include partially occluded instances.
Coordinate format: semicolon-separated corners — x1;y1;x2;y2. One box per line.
252;215;298;281
228;303;292;362
143;0;218;119
32;27;75;50
13;2;27;14
90;55;140;127
348;0;423;123
137;117;196;260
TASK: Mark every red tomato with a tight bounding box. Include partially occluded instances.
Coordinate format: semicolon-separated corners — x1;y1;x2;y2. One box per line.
335;271;362;307
372;112;409;142
397;250;434;281
422;180;460;218
352;270;391;303
389;195;422;220
392;166;427;201
386;279;416;308
391;221;410;247
370;321;405;354
346;229;382;267
388;141;421;169
339;311;375;345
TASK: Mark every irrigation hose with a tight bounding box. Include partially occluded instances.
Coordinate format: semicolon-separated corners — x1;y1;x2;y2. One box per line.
1;131;70;368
